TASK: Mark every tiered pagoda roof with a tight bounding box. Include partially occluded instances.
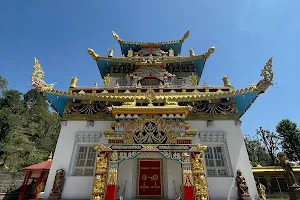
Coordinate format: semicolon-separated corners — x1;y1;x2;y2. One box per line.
88;31;213;79
31;31;274;120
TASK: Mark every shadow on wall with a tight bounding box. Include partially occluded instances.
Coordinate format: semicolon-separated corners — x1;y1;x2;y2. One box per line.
2;186;22;200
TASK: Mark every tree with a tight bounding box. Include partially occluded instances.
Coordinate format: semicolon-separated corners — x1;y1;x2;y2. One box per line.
276;119;300;161
256;127;280;165
244;135;272;166
0;83;60;171
0;76;8;95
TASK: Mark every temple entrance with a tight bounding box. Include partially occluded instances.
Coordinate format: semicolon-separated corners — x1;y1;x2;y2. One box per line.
91;144;209;200
137;159;163;198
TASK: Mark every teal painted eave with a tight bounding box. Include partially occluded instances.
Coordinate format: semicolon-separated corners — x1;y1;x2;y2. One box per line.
234;91;260;117
168;58;206;79
44;93;69;116
96;60;132;78
120;43;182;57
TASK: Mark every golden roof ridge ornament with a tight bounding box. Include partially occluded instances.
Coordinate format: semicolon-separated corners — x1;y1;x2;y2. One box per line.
112;30;190;45
88;48;99;60
31;57;54;92
255;57;274;92
180;30;190;43
112;31;122;43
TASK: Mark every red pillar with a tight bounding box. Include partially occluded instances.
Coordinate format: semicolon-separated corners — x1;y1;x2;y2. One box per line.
19;170;31;200
34;171;44;200
182;168;195;200
105;185;117;200
184;185;194;200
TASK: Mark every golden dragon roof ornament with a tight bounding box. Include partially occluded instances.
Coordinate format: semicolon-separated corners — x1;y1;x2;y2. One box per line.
31;57;54;92
255;57;274;92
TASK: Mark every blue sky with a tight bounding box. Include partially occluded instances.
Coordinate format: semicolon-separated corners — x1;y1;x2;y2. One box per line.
0;0;299;136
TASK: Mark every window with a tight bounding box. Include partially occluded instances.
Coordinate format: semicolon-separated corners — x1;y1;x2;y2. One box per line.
204;145;228;176
199;132;232;177
72;146;96;176
69;132;101;176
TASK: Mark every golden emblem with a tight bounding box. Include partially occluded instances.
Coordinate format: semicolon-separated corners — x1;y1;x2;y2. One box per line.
142;174;148;181
102;74;112;87
145;89;155;106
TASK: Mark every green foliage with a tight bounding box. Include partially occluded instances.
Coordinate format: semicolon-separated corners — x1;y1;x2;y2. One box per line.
256;127;280;166
244;135;273;166
276;119;300;161
0;76;60;172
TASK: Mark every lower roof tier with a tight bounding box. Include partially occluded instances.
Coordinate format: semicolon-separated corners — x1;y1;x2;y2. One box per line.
32;54;273;118
43;88;260;119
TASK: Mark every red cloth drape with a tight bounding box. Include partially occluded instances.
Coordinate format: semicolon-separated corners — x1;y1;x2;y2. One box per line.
183;185;194;200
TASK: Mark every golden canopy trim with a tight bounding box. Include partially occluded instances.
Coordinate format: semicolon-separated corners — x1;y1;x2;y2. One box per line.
124;115;177;144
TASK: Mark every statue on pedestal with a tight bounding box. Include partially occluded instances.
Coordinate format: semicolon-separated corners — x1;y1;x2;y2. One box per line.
256;182;266;200
236;170;251;200
277;152;300;200
49;169;65;200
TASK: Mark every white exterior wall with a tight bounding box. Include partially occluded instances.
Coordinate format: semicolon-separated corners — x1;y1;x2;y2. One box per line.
43;121;111;200
44;119;258;200
190;120;259;200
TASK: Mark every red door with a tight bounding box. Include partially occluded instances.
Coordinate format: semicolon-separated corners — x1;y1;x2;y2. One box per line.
137;159;163;198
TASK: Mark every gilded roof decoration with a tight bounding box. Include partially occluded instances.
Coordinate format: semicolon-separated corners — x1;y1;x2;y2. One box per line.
87;47;215;62
41;86;257;102
112;30;190;45
255;57;274;92
31;58;55;92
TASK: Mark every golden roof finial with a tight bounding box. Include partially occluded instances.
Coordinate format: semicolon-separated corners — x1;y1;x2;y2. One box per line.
31;57;54;92
112;31;122;43
180;30;190;43
256;57;274;92
222;75;232;87
88;48;99;60
48;151;53;161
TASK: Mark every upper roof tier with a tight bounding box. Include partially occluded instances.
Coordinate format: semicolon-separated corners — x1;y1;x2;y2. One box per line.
112;31;190;56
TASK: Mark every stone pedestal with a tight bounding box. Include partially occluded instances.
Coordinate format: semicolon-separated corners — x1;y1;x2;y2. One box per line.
238;194;251;200
289;185;300;200
48;193;62;200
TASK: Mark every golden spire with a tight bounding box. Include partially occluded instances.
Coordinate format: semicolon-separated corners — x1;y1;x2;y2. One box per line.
222;75;232;87
189;49;195;56
70;77;78;88
48;151;53;161
108;49;114;57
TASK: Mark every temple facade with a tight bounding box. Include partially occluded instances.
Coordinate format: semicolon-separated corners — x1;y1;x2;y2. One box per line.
31;31;274;200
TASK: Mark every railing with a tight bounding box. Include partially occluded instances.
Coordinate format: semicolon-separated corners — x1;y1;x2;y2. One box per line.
173;180;182;200
119;180;127;200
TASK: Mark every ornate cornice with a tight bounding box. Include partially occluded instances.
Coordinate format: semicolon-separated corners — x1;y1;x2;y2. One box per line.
111;30;190;45
87;47;215;62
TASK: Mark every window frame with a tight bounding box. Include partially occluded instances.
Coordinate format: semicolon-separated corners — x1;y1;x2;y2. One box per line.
69;132;101;176
199;132;233;177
